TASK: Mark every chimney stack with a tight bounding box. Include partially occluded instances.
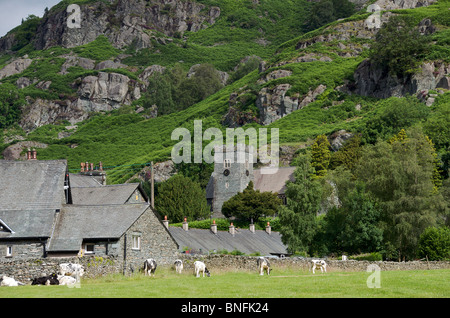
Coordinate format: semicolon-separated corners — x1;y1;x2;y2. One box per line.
99;161;103;172
163;215;169;229
229;222;236;236
80;162;85;172
265;222;271;235
182;217;188;231
32;149;37;160
210;219;217;234
249;223;255;233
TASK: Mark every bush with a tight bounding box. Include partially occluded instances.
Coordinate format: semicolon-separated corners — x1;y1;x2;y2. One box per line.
418;227;450;261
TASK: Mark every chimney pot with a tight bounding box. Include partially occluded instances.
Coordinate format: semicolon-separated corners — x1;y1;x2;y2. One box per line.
266;222;271;235
210;219;217;234
229;223;236;236
182;218;188;231
31;149;37;160
80;162;85;172
162;215;169;229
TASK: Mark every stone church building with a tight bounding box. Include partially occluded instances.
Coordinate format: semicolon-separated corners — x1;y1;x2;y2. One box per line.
206;145;295;218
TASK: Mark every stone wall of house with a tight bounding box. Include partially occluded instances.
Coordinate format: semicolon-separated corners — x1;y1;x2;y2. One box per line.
0;241;45;260
122;206;179;274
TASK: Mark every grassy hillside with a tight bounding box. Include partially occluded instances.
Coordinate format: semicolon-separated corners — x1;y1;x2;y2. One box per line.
0;0;449;186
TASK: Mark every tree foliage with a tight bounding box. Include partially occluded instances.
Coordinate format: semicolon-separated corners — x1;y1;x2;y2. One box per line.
355;128;446;260
279;154;323;254
154;174;210;223
369;15;431;78
0;83;25;129
321;184;383;255
304;0;355;32
142;63;223;116
417;227;450;260
311;134;331;177
222;181;282;222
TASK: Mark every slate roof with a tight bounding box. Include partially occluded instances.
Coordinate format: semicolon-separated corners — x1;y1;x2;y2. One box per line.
168;226;287;256
69;173;103;187
0;160;67;211
0;209;56;239
48;203;150;252
253;166;296;195
70;183;145;205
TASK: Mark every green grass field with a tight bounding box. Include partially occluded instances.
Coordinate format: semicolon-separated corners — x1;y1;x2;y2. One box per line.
1;268;448;298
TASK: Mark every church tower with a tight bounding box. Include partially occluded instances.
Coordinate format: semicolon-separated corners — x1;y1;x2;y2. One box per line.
208;144;254;218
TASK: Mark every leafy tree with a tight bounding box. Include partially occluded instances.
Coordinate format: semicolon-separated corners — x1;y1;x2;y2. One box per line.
175;161;214;189
175;63;223;108
418;227;450;260
329;134;363;171
362;96;430;145
11;14;41;51
311;134;331;178
143;63;223;115
0;83;25;129
321;183;383;255
279;154;323;254
355;128;446;260
305;0;335;32
155;174;210;223
143;72;175;116
230;56;260;83
222;181;282;222
304;0;355;32
369;15;431;78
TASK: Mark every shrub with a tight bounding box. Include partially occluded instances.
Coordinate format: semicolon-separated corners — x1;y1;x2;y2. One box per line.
418;227;450;261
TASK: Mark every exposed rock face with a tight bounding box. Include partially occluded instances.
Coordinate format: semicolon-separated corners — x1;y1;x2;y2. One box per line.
19;71;143;132
255;84;327;126
352;59;450;100
0;58;32;80
373;0;437;10
256;84;298;125
32;0;220;50
19;98;85;132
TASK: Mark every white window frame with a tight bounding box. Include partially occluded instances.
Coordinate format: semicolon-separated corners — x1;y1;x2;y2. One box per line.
6;246;12;257
84;243;95;254
132;234;141;250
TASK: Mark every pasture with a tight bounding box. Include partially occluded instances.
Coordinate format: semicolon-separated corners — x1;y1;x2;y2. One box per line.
0;267;449;298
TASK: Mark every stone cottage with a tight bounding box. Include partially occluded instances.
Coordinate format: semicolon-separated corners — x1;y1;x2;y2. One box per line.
0;156;178;274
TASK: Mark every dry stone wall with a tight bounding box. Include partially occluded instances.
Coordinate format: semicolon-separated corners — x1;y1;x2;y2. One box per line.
2;254;449;284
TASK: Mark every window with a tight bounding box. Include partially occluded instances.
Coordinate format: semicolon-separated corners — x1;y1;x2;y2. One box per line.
6;246;12;257
224;159;231;168
84;243;95;254
132;234;141;250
